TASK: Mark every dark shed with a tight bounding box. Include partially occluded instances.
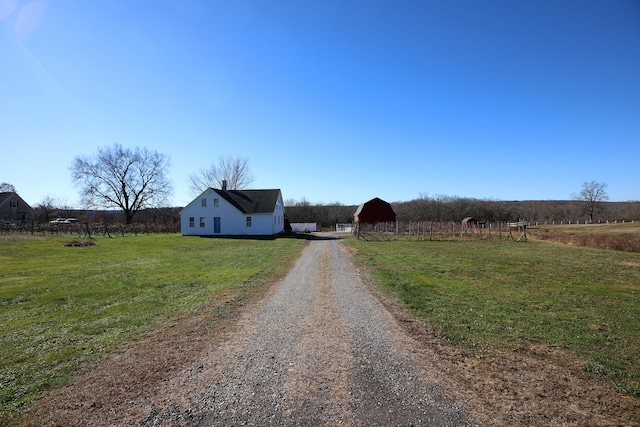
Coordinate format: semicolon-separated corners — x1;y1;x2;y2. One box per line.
354;197;396;224
461;217;478;229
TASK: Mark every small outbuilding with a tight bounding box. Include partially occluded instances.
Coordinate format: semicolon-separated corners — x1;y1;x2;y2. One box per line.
461;217;478;229
354;197;396;225
290;222;317;232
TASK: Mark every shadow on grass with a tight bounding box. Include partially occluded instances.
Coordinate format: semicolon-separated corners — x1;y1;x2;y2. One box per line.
194;232;342;241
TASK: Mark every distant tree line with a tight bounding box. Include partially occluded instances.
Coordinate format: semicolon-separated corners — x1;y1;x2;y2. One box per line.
31;206;182;226
285;196;640;230
8;143;637;231
26;196;637;234
1;207;182;235
286;182;638;229
284;199;356;228
12;194;639;235
395;197;640;224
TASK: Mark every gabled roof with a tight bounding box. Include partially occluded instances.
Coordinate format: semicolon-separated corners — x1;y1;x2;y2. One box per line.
0;192;13;205
0;192;36;220
0;192;33;210
212;189;281;214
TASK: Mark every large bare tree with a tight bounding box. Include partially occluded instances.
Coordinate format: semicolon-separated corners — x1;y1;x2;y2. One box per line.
188;155;255;194
71;143;172;224
574;181;609;223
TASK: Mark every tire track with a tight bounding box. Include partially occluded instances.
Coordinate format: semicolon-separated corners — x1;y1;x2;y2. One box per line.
143;237;474;425
19;237;476;426
280;244;357;424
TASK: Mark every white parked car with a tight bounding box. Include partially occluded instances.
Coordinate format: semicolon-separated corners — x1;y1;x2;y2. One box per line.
49;218;79;224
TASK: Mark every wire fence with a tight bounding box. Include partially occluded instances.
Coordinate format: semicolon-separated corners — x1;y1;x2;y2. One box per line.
0;221;181;237
353;221;525;241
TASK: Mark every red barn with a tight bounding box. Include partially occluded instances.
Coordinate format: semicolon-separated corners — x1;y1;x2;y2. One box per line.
354;197;396;224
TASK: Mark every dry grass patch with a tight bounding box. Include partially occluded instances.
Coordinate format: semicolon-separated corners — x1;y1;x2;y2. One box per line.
530;222;640;253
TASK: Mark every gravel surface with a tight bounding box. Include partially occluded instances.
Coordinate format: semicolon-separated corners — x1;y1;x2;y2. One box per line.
138;236;475;426
16;234;640;426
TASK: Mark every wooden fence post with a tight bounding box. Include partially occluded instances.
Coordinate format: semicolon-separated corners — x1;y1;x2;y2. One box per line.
84;222;92;239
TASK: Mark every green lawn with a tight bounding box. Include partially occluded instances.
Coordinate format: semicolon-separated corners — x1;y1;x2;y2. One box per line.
4;231;639;423
0;234;306;425
344;237;640;395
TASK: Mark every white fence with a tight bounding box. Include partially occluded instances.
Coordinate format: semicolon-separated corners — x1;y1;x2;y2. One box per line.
335;223;353;233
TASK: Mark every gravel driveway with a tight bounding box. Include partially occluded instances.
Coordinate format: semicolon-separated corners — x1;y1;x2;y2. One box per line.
19;235;640;426
138;235;475;426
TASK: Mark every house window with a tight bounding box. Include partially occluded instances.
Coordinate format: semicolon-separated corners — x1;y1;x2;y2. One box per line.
189;217;195;227
214;198;219;207
9;201;17;208
199;217;205;227
201;198;207;207
246;216;252;227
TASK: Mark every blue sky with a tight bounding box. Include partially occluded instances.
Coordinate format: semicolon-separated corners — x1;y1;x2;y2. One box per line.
2;0;639;208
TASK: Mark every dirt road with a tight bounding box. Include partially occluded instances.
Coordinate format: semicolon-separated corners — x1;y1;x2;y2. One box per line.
140;236;474;425
18;235;639;426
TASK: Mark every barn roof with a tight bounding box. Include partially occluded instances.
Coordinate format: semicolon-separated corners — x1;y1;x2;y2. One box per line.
354;197;396;223
354;197;387;216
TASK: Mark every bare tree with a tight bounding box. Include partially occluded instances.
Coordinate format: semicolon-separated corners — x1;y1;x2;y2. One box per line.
0;182;16;192
574;181;609;223
408;193;431;222
34;195;58;222
284;198;354;227
71;143;172;224
189;156;254;194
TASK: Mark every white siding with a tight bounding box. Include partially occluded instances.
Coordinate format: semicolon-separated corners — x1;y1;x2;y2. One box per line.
180;189;285;236
272;192;285;234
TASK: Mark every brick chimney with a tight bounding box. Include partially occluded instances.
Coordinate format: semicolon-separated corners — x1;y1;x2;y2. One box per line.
222;180;227;191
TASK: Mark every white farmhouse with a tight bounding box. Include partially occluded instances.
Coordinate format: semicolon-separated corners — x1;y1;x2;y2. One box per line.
180;185;285;236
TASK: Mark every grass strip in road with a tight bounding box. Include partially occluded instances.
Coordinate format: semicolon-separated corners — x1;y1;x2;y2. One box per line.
0;234;306;425
344;237;640;396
